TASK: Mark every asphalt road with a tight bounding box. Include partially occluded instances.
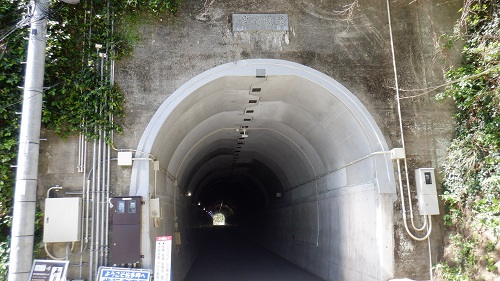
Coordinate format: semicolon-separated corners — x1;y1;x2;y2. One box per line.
184;227;325;281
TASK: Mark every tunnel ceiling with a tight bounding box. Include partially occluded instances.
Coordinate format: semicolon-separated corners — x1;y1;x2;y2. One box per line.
137;60;392;215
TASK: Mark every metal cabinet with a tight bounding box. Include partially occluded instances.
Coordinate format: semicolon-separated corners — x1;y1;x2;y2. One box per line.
110;196;142;265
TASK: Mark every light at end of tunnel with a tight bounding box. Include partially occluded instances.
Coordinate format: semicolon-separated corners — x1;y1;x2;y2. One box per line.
276;192;282;198
198;202;201;206
187;192;192;196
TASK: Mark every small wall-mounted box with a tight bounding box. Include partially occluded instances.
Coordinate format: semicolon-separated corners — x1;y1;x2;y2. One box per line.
117;151;133;166
174;232;182;246
43;197;82;242
150;198;160;218
415;168;440;215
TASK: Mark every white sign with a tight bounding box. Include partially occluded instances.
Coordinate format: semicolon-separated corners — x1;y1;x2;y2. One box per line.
154;236;172;281
29;260;69;281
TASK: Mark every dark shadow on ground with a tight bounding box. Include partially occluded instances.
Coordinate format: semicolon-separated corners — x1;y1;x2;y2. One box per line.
184;226;325;281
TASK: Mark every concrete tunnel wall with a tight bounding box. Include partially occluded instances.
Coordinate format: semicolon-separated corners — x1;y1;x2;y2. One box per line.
129;60;397;281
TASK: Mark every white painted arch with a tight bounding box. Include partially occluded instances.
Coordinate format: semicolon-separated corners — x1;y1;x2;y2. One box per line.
130;59;396;280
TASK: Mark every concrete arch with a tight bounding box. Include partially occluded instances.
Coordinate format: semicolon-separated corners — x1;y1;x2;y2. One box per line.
130;59;396;281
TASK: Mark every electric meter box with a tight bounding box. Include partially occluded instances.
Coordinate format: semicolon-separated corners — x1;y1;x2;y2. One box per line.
415;168;440;215
110;196;142;265
43;197;82;243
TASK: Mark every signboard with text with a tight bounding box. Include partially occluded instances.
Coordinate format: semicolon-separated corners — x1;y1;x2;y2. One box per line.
154;236;172;281
97;267;151;281
29;260;69;281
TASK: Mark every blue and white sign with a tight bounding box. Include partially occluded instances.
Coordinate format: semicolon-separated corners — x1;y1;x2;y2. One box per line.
97;267;152;281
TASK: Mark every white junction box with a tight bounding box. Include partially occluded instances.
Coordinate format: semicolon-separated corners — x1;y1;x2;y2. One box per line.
117;151;133;166
415;168;440;215
43;197;82;242
150;198;160;218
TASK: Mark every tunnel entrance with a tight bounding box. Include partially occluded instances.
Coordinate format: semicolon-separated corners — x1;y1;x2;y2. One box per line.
130;59;396;281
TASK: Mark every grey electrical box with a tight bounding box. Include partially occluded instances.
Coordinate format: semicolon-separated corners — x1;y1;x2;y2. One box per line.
415;168;440;215
43;197;82;242
110;196;142;265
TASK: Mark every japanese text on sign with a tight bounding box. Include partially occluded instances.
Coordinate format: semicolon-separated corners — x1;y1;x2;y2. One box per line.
154;236;172;281
97;267;151;281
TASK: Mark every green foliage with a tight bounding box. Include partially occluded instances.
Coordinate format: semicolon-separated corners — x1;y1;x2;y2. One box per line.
42;0;127;140
0;0;178;278
437;1;500;280
126;0;180;15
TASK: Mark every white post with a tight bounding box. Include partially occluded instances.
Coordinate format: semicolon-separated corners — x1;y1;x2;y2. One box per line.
8;0;49;280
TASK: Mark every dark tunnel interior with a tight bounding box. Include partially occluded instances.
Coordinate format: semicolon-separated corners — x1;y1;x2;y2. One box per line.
189;160;284;227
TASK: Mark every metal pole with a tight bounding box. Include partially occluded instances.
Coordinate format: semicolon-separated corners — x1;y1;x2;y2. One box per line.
8;0;49;280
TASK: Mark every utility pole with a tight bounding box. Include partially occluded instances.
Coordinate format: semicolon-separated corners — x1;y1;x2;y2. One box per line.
8;0;49;280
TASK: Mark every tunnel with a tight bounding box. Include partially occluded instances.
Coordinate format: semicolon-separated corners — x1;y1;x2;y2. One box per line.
129;59;397;281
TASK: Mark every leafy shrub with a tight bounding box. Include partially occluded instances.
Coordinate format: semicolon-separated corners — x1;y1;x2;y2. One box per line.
437;1;500;280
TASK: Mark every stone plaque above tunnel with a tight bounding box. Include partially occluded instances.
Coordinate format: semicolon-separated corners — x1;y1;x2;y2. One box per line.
232;14;289;31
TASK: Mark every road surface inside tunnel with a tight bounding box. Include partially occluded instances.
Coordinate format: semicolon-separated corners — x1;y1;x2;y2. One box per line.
184;227;325;281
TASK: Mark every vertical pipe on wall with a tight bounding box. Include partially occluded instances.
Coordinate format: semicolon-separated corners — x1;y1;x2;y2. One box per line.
78;136;88;278
94;44;105;273
99;132;107;266
78;133;82;172
89;139;97;281
386;0;432;240
104;132;111;265
95;130;102;274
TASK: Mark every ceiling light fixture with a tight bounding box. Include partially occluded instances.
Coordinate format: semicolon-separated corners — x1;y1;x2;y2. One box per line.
241;129;248;138
236;128;248;138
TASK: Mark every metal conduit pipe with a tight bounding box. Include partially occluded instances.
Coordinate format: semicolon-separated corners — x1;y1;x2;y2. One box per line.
396;159;432;241
78;136;88;279
84;148;91;279
78;133;82;172
99;135;104;267
105;49;115;266
89;139;97;281
78;138;84;278
105;132;111;265
94;48;105;274
95;131;102;275
100;133;107;266
102;0;111;267
386;0;430;236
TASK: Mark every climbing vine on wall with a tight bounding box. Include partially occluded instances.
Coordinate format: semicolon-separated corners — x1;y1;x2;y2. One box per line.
0;0;178;278
436;1;500;280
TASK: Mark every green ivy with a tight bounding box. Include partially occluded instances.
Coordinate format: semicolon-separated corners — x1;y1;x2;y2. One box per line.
437;1;500;280
0;0;178;278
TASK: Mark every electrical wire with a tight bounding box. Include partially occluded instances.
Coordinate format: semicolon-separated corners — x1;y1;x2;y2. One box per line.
397;160;432;241
0;13;30;42
0;85;57;112
44;242;75;260
386;0;432;240
428;221;434;280
0;0;66;44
